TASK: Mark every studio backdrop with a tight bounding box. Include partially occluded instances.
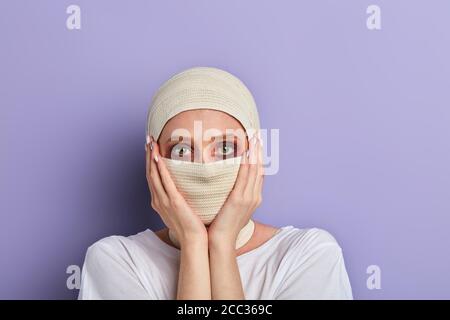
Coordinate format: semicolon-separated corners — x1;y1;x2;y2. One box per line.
1;0;449;299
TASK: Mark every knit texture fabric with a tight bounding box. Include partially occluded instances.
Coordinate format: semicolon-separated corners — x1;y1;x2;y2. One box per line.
162;156;243;225
146;67;260;140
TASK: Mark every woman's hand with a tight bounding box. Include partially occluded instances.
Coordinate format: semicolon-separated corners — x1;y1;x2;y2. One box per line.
208;133;264;246
146;136;208;245
146;136;211;299
207;133;264;299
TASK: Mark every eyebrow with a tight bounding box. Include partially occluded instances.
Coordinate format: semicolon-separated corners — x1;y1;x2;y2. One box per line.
165;134;239;144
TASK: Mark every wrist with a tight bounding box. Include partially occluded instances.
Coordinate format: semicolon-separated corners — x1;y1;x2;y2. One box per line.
208;232;236;250
178;229;208;247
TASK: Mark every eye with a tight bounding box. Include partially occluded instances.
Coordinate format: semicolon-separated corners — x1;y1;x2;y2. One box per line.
170;144;192;160
215;141;235;159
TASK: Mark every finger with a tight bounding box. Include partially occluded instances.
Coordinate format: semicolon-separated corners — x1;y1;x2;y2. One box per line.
232;138;250;193
148;136;169;202
152;139;180;199
254;139;265;196
145;135;154;193
244;135;259;196
146;136;160;207
145;137;154;190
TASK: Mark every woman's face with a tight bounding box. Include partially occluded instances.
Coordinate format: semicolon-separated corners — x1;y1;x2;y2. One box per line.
157;109;248;163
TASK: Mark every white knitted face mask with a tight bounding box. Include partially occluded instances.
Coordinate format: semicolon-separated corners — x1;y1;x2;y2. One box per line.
162;155;255;249
162;155;242;224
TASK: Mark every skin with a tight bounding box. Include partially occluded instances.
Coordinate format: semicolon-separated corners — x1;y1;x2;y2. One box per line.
145;109;279;300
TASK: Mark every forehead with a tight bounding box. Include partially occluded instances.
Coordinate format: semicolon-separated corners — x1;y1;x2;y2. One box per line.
160;109;245;136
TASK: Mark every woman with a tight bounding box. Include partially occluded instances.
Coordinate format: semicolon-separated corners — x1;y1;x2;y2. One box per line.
78;67;353;300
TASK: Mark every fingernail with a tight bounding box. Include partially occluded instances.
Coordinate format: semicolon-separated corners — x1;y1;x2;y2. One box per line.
146;135;150;144
154;155;159;162
246;150;250;158
149;135;154;151
250;146;257;163
256;130;263;146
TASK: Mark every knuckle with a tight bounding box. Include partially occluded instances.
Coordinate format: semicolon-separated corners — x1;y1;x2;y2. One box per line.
241;195;252;206
169;197;182;210
161;198;170;209
228;194;242;206
153;197;160;208
256;196;263;207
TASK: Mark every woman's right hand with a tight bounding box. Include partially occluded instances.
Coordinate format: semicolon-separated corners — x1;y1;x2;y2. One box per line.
146;136;208;246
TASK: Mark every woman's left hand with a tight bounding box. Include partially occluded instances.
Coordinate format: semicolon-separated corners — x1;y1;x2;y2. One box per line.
208;133;264;246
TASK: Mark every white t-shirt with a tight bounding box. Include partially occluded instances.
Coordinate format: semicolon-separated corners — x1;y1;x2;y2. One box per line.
78;225;353;300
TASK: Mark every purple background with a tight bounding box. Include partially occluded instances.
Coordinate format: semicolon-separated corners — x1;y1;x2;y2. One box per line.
1;0;449;299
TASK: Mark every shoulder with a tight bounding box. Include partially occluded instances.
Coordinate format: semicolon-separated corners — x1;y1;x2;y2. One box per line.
79;230;163;300
82;235;131;271
85;235;127;257
83;229;160;268
298;227;342;249
280;226;343;253
277;226;346;271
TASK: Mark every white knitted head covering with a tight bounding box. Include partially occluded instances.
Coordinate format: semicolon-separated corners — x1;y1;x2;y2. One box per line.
146;66;260;249
147;66;260;140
